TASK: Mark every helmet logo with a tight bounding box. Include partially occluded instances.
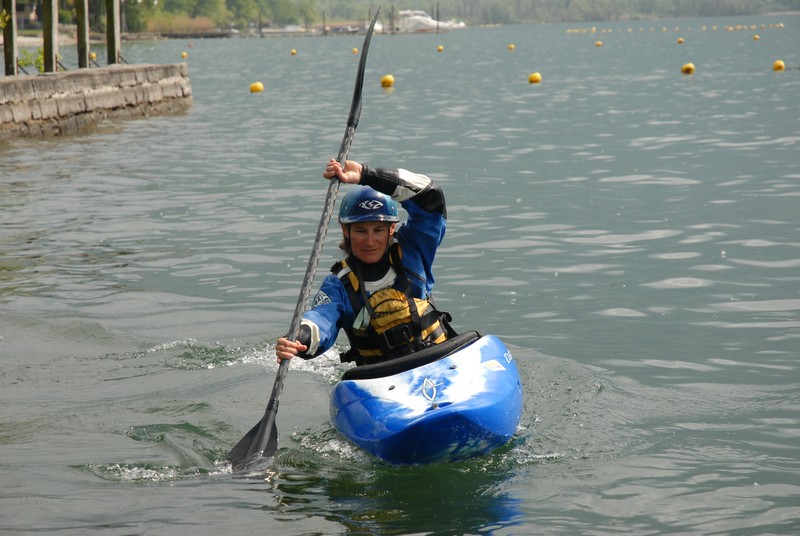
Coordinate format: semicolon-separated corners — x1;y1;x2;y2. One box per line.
358;199;384;211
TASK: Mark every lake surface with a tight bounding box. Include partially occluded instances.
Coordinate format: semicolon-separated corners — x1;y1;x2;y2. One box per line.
2;14;799;535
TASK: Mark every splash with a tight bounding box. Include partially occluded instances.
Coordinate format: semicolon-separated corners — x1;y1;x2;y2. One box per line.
82;462;220;482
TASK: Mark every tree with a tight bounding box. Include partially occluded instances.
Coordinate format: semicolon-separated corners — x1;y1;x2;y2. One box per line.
296;0;317;27
226;0;260;28
193;0;230;23
483;1;512;24
268;0;297;25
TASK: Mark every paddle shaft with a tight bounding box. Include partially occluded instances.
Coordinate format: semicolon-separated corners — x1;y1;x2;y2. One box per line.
231;10;380;469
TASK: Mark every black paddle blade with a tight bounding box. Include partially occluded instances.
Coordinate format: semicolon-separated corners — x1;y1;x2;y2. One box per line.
227;416;278;471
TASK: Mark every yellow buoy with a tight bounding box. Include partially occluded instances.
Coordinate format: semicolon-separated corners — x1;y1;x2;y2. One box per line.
291;49;297;56
181;51;188;59
352;47;359;55
753;34;760;41
508;43;515;51
437;45;444;52
528;72;542;84
595;40;603;47
89;52;96;60
381;74;395;88
681;62;695;75
249;81;264;93
773;60;785;72
677;37;684;44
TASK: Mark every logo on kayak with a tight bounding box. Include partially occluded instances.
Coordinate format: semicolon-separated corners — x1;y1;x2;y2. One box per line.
420;377;442;401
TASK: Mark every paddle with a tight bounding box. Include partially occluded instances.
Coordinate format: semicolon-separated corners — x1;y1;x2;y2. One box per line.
227;9;381;473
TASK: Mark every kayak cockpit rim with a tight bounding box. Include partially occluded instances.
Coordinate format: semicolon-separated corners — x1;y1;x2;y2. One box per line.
340;330;481;381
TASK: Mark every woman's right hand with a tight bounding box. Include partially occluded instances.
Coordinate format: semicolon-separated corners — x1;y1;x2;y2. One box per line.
275;337;307;363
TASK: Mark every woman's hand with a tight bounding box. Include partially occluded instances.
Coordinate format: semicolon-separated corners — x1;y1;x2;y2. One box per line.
275;337;307;363
324;159;362;184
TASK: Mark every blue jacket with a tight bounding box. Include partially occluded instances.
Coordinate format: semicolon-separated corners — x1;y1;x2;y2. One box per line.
303;166;447;356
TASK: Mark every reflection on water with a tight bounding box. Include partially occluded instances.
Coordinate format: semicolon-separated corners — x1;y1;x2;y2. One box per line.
264;452;524;535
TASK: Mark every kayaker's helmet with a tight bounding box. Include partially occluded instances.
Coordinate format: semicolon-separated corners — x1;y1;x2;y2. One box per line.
338;186;399;224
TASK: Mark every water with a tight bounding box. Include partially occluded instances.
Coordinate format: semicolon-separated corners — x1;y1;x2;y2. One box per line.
2;15;799;534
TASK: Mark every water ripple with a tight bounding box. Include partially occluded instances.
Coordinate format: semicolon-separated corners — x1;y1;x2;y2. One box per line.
562;229;683;245
643;277;715;289
710;299;800;313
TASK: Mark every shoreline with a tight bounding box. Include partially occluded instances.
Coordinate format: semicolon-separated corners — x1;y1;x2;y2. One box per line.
2;34;84;47
3;11;795;49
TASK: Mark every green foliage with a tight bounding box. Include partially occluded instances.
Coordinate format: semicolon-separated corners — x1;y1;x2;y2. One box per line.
161;0;199;16
296;0;317;26
226;0;259;28
59;8;74;24
1;8;11;30
193;0;230;22
270;0;299;25
125;1;150;32
18;49;46;73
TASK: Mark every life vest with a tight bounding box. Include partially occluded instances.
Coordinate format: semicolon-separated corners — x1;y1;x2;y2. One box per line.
332;243;454;365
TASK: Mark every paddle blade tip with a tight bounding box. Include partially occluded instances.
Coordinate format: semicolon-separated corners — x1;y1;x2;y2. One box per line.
226;419;279;472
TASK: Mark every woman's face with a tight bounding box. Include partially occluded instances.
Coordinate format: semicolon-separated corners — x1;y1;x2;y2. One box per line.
342;222;395;264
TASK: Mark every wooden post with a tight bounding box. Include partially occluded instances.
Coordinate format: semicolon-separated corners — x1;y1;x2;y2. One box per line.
2;0;18;76
42;0;58;72
75;0;90;68
106;0;121;64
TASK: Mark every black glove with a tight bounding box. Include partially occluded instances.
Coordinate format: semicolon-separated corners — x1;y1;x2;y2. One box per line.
286;324;313;359
297;324;312;347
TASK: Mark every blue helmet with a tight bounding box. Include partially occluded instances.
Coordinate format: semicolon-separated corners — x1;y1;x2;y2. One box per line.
338;186;399;224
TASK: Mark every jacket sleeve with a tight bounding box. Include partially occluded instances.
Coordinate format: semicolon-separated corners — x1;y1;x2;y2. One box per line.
361;166;447;299
300;273;353;356
360;165;447;219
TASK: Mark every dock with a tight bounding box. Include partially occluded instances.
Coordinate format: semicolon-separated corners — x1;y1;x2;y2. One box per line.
1;0;192;139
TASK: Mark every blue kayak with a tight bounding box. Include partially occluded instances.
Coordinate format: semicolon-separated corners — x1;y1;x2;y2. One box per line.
330;331;523;465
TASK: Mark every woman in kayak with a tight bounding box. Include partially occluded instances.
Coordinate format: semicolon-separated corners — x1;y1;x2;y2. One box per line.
275;158;455;365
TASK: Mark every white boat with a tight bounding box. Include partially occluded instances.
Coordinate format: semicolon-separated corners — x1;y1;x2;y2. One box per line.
396;10;465;33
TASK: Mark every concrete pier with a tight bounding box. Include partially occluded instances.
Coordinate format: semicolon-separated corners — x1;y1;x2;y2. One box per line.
0;63;192;140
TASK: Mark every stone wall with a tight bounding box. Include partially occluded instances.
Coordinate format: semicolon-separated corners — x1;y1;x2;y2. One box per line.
0;63;192;140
